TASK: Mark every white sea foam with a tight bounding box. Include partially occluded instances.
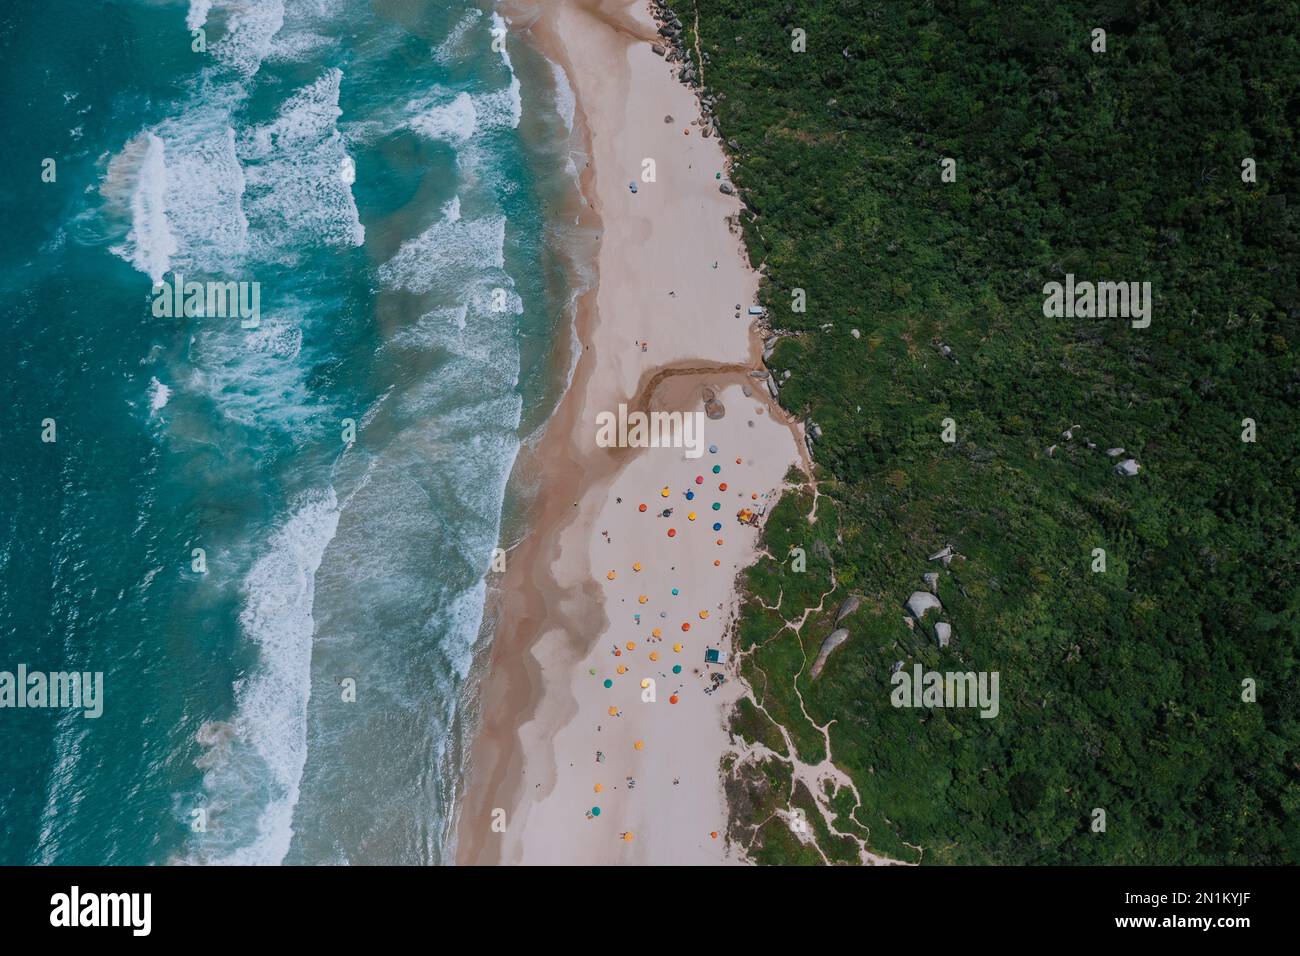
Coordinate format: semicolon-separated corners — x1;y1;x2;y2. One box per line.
238;69;365;258
388;306;469;350
148;377;172;416
204;488;340;865
377;207;505;295
105;112;250;280
433;579;491;679
549;60;575;132
105;13;366;277
186;0;212;31
212;0;286;78
410;392;522;581
187;315;319;433
490;12;513;71
409;91;477;143
267;31;336;64
405;79;520;143
434;8;483;64
155;117;250;270
473;77;522;132
410;12;520;145
112;132;177;284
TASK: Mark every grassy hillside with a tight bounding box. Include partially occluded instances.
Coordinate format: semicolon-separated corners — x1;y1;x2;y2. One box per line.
667;0;1300;863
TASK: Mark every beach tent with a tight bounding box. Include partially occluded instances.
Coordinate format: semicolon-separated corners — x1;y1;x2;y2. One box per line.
704;648;729;664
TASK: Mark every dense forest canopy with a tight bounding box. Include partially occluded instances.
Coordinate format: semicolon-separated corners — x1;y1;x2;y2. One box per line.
666;0;1300;863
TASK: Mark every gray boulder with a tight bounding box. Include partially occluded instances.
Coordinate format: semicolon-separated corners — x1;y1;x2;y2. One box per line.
835;594;861;623
810;628;850;679
906;591;943;620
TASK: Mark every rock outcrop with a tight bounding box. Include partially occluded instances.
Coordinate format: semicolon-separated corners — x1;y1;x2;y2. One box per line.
810;628;850;679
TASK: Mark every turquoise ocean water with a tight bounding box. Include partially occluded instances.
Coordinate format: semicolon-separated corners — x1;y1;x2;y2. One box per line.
0;0;584;864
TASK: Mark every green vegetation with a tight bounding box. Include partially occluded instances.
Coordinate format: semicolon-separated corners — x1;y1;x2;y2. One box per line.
729;696;790;757
673;0;1300;863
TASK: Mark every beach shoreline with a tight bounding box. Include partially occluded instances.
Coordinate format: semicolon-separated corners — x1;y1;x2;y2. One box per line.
454;0;805;865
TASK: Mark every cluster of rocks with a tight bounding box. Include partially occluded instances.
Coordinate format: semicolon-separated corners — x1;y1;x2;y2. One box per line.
757;330;794;400
896;546;964;655
649;1;732;189
650;2;693;75
701;386;726;420
1046;424;1140;476
802;414;823;456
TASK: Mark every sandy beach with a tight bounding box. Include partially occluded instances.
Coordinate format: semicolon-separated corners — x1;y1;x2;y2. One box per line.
455;0;805;865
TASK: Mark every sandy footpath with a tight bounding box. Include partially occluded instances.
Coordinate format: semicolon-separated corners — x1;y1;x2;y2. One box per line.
455;0;804;865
